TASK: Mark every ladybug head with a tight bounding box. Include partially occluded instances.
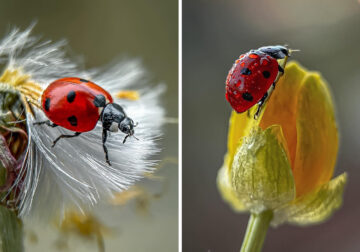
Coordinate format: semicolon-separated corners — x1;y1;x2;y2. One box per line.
119;117;135;135
119;117;138;143
258;45;289;60
101;103;138;143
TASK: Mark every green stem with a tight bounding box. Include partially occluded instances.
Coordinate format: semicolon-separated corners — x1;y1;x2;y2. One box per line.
0;206;23;252
240;210;273;252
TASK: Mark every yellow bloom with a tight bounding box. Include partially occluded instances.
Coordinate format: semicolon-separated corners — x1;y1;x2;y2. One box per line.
56;210;111;252
115;90;140;100
217;61;347;226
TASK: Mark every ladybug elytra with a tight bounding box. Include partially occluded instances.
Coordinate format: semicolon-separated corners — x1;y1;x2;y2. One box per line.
35;77;137;166
226;45;292;118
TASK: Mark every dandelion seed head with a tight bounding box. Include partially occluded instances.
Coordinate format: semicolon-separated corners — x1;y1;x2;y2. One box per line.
0;25;165;219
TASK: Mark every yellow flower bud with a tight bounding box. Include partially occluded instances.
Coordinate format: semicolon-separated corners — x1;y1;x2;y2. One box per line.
218;62;347;226
231;126;295;214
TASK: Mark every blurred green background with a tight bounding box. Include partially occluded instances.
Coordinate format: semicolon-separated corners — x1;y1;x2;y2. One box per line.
0;0;178;251
183;0;360;251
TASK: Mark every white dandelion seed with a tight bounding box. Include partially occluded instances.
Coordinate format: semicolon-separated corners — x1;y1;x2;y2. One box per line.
0;24;165;219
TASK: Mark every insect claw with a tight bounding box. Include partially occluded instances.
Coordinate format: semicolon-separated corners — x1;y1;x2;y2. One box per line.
254;105;262;120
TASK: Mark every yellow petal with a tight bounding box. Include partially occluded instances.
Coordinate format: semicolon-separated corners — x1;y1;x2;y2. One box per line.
231;125;295;213
293;73;338;197
272;173;347;226
217;160;247;212
260;62;307;168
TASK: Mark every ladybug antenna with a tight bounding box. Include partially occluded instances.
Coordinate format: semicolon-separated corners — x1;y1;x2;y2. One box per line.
123;133;139;143
280;44;300;55
289;48;300;55
132;135;139;141
134;122;139;127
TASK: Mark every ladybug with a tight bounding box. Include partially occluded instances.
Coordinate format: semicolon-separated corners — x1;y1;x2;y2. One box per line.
35;77;137;165
225;45;291;118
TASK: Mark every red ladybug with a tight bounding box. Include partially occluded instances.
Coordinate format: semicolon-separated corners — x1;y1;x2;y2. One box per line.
225;45;290;117
35;77;137;165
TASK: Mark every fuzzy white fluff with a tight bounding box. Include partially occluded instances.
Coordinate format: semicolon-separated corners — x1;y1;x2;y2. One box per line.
0;24;165;218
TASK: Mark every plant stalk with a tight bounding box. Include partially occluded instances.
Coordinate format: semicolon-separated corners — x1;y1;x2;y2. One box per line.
240;210;273;252
0;206;23;252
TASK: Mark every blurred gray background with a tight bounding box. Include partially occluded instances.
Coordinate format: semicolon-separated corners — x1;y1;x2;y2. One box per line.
183;0;360;251
0;0;178;251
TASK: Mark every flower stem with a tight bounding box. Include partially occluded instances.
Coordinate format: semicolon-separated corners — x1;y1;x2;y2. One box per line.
0;206;23;252
240;210;273;252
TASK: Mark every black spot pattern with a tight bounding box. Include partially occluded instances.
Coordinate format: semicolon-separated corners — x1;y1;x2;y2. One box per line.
67;115;78;126
44;98;50;111
79;78;89;83
67;90;76;103
240;68;251;75
93;94;106;107
242;92;253;101
262;71;271;79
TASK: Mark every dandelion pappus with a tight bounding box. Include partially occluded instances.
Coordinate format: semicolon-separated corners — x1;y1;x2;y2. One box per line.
225;45;294;118
35;77;138;166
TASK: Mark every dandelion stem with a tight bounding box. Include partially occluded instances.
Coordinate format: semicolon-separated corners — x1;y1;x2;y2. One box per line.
0;206;23;252
240;210;273;252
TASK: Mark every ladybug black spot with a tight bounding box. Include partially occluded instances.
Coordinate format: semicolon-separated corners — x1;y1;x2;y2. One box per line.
79;78;89;83
242;92;253;101
93;94;106;107
240;68;251;75
67;90;76;103
262;71;271;79
44;98;51;111
67;115;78;126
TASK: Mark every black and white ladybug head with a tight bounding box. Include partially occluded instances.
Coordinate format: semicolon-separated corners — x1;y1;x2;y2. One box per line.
100;103;138;143
258;45;289;60
119;117;138;143
119;117;135;136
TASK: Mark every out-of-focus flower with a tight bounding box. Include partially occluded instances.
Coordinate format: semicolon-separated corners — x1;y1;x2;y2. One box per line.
111;158;173;214
0;25;165;218
111;186;161;215
55;210;110;252
218;61;346;226
115;90;140;101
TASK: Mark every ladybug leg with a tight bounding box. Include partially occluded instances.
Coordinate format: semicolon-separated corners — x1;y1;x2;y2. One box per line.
254;93;268;119
102;129;111;166
254;79;278;119
33;120;58;127
52;132;81;147
278;65;284;74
